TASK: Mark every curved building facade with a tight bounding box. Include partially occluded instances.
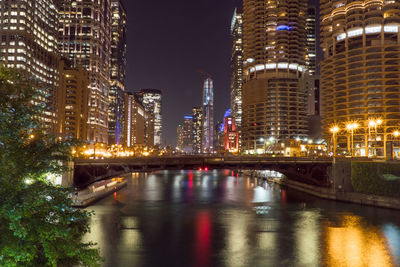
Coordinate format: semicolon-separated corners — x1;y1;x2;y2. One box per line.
242;0;309;152
321;0;400;156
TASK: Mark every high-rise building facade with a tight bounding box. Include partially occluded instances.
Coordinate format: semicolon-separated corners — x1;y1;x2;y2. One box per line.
230;7;244;133
320;0;400;156
182;116;194;154
202;78;214;153
306;6;317;76
242;0;309;152
136;89;162;146
124;92;148;148
108;0;127;145
176;124;183;152
58;0;112;144
192;107;203;154
57;59;89;140
0;0;59;132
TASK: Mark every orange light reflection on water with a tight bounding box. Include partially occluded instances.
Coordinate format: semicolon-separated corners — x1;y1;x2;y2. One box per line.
325;215;395;267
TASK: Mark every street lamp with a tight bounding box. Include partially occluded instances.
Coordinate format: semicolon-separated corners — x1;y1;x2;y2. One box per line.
346;122;359;157
330;126;339;156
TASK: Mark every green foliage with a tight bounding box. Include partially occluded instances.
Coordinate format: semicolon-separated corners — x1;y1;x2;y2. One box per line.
351;162;400;198
0;67;101;266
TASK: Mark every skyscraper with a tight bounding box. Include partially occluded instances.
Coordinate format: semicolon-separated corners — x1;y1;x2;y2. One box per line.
192;107;203;154
242;0;309;152
320;0;400;157
202;78;214;153
0;0;59;132
136;89;162;146
230;7;244;134
182;116;194;154
124;92;148;148
176;124;183;152
306;6;317;76
58;0;112;144
109;0;127;145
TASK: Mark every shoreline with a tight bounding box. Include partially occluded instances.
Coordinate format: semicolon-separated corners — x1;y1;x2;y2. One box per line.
253;174;400;210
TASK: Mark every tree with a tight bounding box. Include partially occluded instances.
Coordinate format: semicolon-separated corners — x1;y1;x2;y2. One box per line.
0;67;102;266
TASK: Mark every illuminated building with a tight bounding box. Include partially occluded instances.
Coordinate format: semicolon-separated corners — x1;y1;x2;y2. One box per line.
0;0;59;132
136;89;162;146
108;0;127;145
58;0;112;144
223;115;239;153
57;59;89;140
124;92;148;148
182;116;194;154
306;6;317;76
176;124;183;152
320;0;400;156
192;107;203;154
202;78;214;153
242;0;309;153
231;7;243;135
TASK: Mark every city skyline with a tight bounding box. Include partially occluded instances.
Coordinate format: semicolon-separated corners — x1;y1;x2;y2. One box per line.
123;0;237;145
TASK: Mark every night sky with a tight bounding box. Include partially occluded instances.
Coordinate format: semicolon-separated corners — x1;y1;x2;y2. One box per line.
122;0;318;146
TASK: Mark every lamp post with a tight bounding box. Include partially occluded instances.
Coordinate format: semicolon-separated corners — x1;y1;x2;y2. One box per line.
346;122;359;157
330;126;339;157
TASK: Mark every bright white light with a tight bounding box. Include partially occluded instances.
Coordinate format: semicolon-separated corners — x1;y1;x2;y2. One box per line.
384;25;398;33
337;33;346;41
348;28;363;38
365;25;382;34
255;64;265;71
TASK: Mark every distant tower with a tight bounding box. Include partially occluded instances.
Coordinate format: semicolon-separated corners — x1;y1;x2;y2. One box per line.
136;89;162;146
202;78;214;153
192;107;203;154
176;125;183;152
182;116;194;154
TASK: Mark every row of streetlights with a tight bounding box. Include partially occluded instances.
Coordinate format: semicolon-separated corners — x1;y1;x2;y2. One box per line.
330;119;400;157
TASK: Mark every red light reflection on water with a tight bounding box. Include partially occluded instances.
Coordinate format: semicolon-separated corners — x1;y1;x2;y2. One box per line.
195;211;211;267
189;171;193;189
281;188;287;205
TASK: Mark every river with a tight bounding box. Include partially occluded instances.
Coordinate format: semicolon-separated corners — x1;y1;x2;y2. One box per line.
85;170;400;267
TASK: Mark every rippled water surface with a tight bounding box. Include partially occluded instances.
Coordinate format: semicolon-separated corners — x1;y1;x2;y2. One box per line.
85;170;400;267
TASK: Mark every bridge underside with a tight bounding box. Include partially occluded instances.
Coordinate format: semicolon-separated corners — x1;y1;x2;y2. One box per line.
73;158;332;189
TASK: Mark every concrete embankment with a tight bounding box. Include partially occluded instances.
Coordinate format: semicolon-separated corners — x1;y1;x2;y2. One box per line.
259;176;400;210
72;180;127;208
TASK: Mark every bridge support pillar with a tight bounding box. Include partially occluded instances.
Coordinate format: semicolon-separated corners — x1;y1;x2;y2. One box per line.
62;161;75;187
332;159;353;192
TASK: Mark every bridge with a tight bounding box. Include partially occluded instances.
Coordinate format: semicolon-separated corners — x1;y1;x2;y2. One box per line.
73;156;334;189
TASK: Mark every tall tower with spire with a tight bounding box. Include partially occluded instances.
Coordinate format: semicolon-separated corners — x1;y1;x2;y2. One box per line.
202;78;214;153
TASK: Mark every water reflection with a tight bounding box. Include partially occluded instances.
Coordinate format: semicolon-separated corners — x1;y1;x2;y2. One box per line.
324;215;395;267
86;170;400;267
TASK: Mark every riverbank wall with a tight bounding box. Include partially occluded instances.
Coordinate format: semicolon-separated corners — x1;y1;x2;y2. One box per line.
252;173;400;210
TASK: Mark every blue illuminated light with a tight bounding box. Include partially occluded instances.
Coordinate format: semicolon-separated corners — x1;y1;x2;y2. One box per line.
276;25;293;31
184;116;193;120
224;109;232;118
